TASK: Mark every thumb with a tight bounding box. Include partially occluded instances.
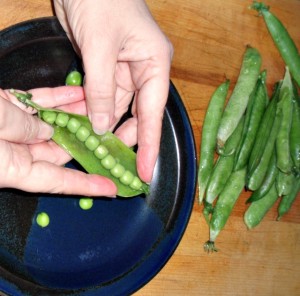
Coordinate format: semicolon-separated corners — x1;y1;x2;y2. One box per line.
0;97;53;144
82;41;118;135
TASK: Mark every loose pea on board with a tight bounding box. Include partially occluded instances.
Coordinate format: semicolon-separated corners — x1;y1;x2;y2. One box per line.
10;89;150;198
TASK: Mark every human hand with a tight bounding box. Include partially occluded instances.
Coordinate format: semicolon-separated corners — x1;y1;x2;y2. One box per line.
54;0;173;183
0;86;117;196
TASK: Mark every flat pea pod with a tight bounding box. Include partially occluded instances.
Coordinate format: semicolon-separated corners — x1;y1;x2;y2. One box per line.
246;151;278;203
251;2;300;87
204;168;246;252
290;84;300;173
247;82;280;176
11;90;149;198
277;176;300;220
246;98;281;191
198;80;230;203
205;116;245;205
276;68;293;174
234;70;268;171
244;183;278;229
217;46;261;149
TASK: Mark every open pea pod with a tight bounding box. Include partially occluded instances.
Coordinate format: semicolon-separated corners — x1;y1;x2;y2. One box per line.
11;90;150;197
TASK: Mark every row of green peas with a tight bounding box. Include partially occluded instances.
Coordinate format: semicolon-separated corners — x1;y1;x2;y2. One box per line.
41;110;143;191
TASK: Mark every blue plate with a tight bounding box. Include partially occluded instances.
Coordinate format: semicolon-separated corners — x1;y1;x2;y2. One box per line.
0;17;196;296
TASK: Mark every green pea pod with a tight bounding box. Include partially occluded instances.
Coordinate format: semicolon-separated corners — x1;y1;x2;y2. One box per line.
234;70;268;171
277;176;300;220
198;80;230;204
275;170;295;197
217;46;261;149
204;168;246;252
247;81;280;176
205;116;245;205
244;183;278;229
290;84;300;173
11;90;149;198
246;151;278;203
251;2;300;87
246;96;281;191
276;68;293;174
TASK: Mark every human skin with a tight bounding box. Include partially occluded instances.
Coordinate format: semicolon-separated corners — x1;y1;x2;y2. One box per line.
54;0;173;183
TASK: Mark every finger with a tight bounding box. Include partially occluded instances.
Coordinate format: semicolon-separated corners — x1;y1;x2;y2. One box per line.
16;161;117;197
81;37;119;134
28;86;85;107
136;77;170;183
114;117;138;147
29;141;72;166
0;97;53;143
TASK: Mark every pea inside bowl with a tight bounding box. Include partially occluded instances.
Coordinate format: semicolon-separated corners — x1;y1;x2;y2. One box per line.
0;17;196;296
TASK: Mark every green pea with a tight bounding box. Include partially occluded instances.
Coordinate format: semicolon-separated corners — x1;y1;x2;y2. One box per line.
76;126;90;142
67;117;81;133
42;111;57;124
120;170;134;185
55;112;69;127
130;176;143;190
79;198;94;210
65;70;83;86
111;163;125;178
101;154;116;170
85;135;100;151
94;145;109;159
36;212;50;228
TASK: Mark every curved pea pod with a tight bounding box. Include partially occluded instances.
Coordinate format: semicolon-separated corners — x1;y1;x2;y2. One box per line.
251;2;300;87
205;116;245;205
244;183;278;229
234;70;268;171
10;90;149;198
290;84;300;173
246;151;278;203
247;81;280;176
198;80;230;204
277;176;300;220
246;98;281;191
217;46;261;149
276;68;293;174
204;168;246;252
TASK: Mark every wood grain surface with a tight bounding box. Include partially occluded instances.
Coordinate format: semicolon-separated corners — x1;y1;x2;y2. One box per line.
0;0;299;295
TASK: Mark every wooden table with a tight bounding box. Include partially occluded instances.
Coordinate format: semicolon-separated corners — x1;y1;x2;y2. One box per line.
1;0;299;295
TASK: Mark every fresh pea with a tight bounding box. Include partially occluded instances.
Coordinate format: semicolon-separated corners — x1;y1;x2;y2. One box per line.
204;168;246;252
79;198;94;210
251;2;300;87
10;89;149;197
65;70;83;86
198;80;230;203
277;176;300;220
244;183;278;229
217;46;261;149
36;212;50;228
234;70;268;171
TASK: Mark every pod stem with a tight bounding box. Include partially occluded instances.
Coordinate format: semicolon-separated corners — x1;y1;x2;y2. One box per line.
10;89;43;111
251;1;269;14
203;240;218;253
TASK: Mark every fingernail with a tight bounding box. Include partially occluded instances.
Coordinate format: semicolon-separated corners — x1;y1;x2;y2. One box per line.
38;121;54;140
91;113;110;135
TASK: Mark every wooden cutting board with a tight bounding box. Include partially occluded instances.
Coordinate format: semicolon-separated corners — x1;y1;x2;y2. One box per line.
0;0;299;295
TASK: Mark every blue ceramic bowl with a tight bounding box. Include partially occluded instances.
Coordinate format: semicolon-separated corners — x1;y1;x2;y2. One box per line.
0;17;196;296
